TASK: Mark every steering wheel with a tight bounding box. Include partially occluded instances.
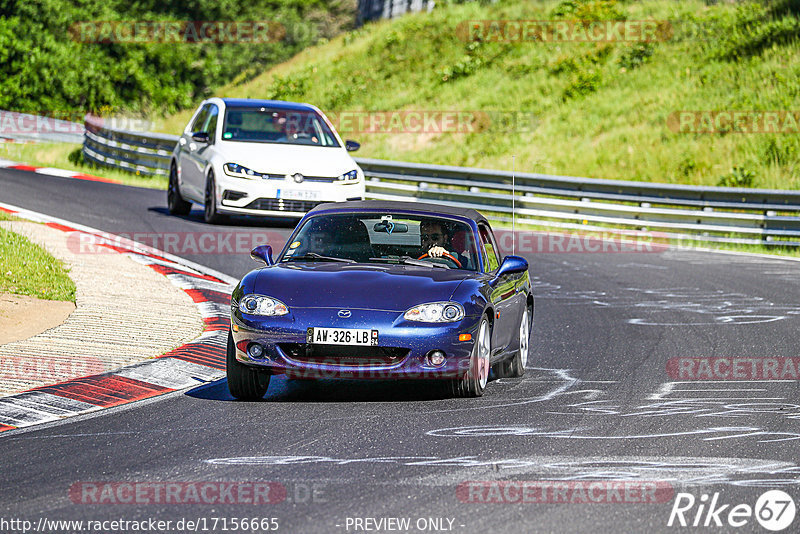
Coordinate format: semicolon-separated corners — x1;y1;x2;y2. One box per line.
417;252;462;268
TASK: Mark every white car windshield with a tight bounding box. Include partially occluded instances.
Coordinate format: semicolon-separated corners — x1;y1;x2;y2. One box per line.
222;107;340;147
280;213;481;271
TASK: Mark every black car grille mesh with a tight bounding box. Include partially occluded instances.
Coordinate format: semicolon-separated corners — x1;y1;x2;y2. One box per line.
244;198;327;213
279;344;409;367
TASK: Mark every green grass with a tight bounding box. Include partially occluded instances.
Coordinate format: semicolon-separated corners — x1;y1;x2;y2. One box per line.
0;224;77;301
0;142;167;189
153;0;800;190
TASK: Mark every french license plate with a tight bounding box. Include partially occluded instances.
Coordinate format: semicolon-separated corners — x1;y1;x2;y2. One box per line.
278;189;321;201
307;327;378;346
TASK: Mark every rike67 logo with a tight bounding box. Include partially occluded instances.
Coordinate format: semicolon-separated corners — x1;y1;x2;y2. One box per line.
668;490;796;531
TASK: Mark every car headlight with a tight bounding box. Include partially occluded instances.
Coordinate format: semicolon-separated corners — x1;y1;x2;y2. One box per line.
404;302;464;323
224;163;262;179
337;169;359;182
239;295;289;316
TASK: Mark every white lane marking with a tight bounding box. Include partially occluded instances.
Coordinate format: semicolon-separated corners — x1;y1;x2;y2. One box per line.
34;167;78;178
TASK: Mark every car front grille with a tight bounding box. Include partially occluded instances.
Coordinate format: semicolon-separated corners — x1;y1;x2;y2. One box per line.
278;344;409;367
260;174;337;182
243;198;327;213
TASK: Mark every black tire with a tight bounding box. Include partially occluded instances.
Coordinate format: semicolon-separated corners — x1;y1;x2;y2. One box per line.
204;171;226;224
167;163;191;216
450;317;491;397
494;307;530;378
226;330;270;400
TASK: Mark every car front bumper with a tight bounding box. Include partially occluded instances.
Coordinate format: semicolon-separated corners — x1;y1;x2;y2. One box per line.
216;174;365;218
230;308;481;380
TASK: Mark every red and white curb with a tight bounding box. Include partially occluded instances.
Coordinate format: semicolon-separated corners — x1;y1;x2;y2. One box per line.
0;202;236;433
0;158;120;184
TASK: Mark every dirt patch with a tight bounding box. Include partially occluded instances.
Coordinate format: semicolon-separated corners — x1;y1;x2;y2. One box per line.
0;293;75;345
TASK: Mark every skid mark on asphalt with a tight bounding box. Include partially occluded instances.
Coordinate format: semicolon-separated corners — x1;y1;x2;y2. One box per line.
204;454;800;488
425;377;800;445
538;284;800;325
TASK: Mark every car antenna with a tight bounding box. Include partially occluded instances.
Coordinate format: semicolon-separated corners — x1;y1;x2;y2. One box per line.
512;155;516;256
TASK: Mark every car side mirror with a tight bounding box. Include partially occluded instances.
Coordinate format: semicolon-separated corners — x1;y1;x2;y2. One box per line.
345;140;360;152
250;245;274;266
496;255;528;277
191;131;210;143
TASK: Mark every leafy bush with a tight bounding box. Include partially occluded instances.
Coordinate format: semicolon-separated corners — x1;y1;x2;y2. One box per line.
718;166;757;187
551;0;625;21
0;0;356;115
618;43;655;70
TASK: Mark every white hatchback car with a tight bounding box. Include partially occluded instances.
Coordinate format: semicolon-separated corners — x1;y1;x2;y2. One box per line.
168;98;365;223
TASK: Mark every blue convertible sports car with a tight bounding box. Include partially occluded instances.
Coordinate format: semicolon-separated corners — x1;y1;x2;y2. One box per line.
227;200;533;398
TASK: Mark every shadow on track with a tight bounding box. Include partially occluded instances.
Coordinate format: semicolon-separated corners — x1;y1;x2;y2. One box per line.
148;207;299;228
185;376;455;403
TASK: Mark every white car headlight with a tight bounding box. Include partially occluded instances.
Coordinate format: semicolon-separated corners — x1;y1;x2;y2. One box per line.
338;169;359;182
224;163;262;179
239;295;289;316
404;302;464;323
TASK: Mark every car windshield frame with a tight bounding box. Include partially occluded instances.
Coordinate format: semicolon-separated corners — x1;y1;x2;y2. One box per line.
220;106;341;147
278;212;481;271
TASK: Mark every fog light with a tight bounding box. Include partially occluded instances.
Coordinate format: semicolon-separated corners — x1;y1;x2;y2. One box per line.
428;350;446;367
247;343;265;358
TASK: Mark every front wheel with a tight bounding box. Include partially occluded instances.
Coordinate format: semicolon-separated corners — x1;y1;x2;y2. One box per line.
450;317;490;397
167;163;191;215
495;307;529;378
204;171;226;224
226;330;270;400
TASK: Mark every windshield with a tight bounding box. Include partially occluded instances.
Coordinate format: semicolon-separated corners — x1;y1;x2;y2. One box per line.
280;213;480;271
222;106;340;147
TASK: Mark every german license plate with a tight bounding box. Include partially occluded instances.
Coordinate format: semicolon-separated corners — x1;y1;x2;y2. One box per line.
307;327;378;346
278;189;321;201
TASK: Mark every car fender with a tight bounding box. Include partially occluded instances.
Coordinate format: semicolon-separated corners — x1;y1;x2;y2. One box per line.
449;277;491;318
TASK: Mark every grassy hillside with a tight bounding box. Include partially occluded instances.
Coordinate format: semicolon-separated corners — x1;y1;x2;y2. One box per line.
156;0;800;189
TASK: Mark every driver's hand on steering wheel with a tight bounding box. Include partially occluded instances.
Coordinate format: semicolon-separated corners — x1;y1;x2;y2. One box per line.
427;246;449;258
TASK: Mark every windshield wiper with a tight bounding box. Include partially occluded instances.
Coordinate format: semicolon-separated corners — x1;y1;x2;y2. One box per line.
368;256;450;269
285;252;356;263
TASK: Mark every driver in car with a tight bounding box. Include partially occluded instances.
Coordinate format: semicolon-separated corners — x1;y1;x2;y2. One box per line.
420;220;466;267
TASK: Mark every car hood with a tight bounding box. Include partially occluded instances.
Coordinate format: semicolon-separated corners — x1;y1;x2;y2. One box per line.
216;142;357;177
253;263;478;312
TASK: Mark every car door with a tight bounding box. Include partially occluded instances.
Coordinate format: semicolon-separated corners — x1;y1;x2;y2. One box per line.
187;104;219;198
178;104;210;200
479;223;517;353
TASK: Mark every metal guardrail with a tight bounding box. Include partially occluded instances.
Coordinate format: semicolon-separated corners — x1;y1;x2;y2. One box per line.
83;115;175;176
83;116;800;246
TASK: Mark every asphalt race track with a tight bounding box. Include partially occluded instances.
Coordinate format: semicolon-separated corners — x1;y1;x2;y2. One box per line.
1;169;800;533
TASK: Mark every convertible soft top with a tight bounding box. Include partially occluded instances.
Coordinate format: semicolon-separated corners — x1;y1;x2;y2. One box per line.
308;200;489;225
